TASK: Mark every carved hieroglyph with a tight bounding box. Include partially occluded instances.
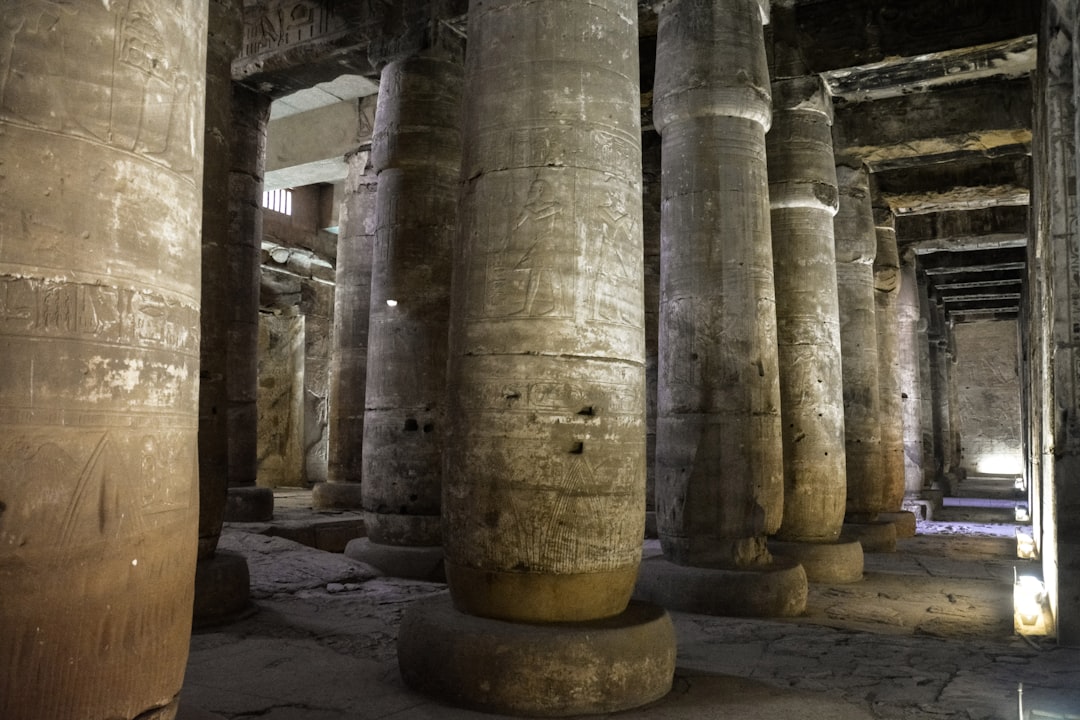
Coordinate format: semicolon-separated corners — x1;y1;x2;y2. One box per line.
444;0;646;623
0;1;206;717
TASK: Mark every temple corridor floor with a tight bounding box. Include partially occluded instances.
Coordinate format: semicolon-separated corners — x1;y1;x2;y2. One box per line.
179;495;1080;720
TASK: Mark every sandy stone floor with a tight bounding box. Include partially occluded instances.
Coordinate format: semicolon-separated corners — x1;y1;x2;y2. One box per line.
180;500;1080;720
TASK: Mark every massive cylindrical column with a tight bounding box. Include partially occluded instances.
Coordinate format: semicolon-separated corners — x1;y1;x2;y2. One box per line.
195;0;251;625
898;250;926;498
874;210;913;537
399;2;675;715
638;0;806;617
346;56;462;580
834;167;886;515
315;152;376;509
222;83;274;522
766;76;861;582
0;3;206;718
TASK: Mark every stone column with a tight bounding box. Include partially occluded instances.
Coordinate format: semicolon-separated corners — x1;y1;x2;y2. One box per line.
874;210;914;538
765;76;862;583
397;1;676;714
637;0;807;617
195;0;251;625
0;3;206;718
897;250;926;506
314;152;377;509
343;55;462;581
643;130;663;538
222;84;275;522
917;280;938;495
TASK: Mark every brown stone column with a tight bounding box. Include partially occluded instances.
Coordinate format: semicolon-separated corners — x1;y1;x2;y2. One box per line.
643;130;663;539
0;3;206;718
834;167;895;552
897;250;926;504
222;83;275;522
637;0;807;617
398;1;676;714
314;152;376;509
765;76;862;583
343;55;462;581
874;211;913;538
195;0;251;626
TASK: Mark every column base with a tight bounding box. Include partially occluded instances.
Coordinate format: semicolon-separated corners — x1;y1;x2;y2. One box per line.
224;486;274;522
140;697;181;720
878;510;917;538
632;555;807;617
841;520;897;553
311;481;364;510
344;538;445;582
397;594;676;717
193;550;253;629
768;538;864;584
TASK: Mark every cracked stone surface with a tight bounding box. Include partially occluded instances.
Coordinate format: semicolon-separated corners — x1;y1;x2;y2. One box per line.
181;504;1080;720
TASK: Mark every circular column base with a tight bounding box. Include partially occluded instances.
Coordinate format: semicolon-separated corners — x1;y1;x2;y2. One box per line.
768;538;864;583
311;481;364;510
224;486;274;522
632;555;807;617
879;510;917;538
398;594;676;717
344;538;446;582
193;550;253;629
841;520;897;553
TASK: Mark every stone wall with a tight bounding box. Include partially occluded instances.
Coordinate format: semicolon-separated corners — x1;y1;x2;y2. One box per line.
953;319;1022;475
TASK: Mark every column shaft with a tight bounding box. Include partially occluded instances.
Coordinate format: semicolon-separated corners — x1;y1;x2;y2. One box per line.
834;166;887;517
897;251;925;497
319;152;376;508
444;0;647;623
874;214;906;510
655;0;783;569
0;2;206;716
767;75;846;543
361;56;462;547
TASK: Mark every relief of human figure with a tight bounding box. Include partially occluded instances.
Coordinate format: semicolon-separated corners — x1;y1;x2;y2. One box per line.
592;189;635;324
505;178;569;318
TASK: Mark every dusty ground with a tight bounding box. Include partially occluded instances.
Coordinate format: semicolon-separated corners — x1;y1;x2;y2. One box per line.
180;500;1080;720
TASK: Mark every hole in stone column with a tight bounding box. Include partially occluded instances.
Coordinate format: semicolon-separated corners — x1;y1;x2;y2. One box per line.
409;494;418;502
423;422;434;433
901;393;909;399
403;418;419;431
0;500;5;518
570;441;584;454
578;406;595;416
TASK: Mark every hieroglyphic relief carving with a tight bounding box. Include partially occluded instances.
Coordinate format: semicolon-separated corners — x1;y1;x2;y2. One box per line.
0;0;201;174
0;429;193;551
242;0;350;57
484;178;573;319
589;189;637;325
0;276;198;354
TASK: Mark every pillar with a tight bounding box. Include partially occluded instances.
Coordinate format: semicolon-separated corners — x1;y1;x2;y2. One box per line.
222;83;275;522
834;167;895;552
636;0;807;617
314;152;376;509
897;250;926;504
397;1;676;714
917;280;938;494
874;210;915;538
0;2;206;717
343;55;462;581
765;75;862;583
195;0;251;625
643;131;663;538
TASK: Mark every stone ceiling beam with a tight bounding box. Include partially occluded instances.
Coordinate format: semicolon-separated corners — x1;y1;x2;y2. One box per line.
895;205;1028;245
833;77;1033;170
918;246;1027;275
264;97;376;191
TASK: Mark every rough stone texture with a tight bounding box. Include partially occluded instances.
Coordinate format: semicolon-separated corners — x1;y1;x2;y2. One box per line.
835;166;887;519
953;320;1022;476
318;152;376;509
874;215;907;511
257;312;306;486
768;538;864;584
360;56;462;551
767;75;847;544
654;0;784;569
0;1;207;717
643;131;662;534
442;0;647;623
200;0;244;560
897;252;926;497
301;276;333;485
635;556;809;617
398;595;677;717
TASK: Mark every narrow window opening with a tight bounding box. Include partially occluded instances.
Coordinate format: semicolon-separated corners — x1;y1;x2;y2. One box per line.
262;188;293;216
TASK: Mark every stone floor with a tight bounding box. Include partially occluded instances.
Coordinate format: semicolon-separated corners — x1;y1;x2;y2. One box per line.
179;492;1080;720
